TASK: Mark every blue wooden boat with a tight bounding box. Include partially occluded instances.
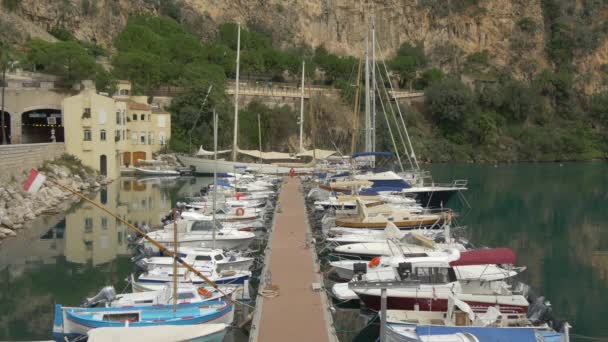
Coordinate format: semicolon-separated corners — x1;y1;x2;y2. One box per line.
52;300;233;341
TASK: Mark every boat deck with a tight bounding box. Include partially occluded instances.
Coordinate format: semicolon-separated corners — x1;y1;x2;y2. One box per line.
256;178;331;342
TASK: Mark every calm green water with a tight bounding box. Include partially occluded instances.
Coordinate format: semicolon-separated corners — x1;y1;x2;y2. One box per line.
429;162;608;341
1;164;607;341
0;176;219;341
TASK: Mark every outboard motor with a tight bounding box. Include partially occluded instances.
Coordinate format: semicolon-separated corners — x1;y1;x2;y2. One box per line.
81;286;117;307
527;296;553;325
134;259;149;273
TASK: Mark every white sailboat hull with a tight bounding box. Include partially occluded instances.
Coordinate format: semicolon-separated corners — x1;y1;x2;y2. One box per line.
178;155;312;175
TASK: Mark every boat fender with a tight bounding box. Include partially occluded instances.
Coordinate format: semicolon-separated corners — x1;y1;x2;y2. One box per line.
368;257;381;268
197;287;213;298
236;208;245;216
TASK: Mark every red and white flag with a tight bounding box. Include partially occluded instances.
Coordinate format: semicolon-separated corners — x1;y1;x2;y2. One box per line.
23;169;46;193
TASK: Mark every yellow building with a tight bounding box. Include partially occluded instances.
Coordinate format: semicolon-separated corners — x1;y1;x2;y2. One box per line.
113;81;171;166
62;81;127;180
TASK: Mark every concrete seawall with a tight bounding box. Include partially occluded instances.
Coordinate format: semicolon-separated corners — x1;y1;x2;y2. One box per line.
0;143;65;181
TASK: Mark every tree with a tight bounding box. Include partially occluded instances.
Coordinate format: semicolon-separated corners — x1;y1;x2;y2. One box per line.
25;39;96;85
390;42;426;89
424;78;478;135
112;51;163;94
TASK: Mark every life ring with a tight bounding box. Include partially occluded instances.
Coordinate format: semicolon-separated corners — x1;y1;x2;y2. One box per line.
236;208;245;216
197;287;213;298
368;256;381;268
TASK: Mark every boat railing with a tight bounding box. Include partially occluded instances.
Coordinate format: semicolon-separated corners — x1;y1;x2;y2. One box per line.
423;179;468;188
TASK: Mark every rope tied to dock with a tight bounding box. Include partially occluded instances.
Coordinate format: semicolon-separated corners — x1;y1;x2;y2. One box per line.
258;284;280;298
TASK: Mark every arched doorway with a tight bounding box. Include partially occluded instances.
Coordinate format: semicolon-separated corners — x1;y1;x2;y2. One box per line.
21;109;63;143
100;155;107;176
0;111;10;144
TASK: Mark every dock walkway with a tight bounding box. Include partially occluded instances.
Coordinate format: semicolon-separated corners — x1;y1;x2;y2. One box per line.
256;178;331;341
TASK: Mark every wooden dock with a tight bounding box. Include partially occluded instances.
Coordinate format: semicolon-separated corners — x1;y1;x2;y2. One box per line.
255;178;332;342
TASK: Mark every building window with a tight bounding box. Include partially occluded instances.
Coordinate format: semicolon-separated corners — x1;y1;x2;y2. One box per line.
159;132;166;145
84;129;92;141
122;113;126;125
115;130;120;141
131;132;137;145
140;132;146;144
84;217;93;232
132;114;137;121
100;129;106;141
122;130;126;140
147;114;151;122
116;111;121;125
101;217;108;230
149;132;154;145
158;116;166;128
140;114;145;121
83;107;91;118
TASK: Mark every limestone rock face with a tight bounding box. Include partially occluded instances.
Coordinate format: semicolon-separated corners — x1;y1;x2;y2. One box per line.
3;0;608;91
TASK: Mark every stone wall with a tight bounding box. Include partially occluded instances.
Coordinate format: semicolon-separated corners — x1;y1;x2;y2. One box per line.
0;143;66;181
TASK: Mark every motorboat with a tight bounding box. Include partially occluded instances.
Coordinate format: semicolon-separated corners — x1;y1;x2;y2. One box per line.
136;264;251;287
143;220;255;252
334;199;448;229
334;248;529;313
385;296;568;342
330;248;523;281
140;247;254;273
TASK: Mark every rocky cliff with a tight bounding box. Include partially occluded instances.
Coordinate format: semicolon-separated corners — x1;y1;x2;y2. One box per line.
1;0;606;92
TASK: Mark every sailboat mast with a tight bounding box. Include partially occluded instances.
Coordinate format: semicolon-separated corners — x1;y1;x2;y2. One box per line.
371;16;376;155
172;208;178;313
350;57;363;155
258;113;262;160
212;109;217;249
299;61;305;153
232;23;241;161
364;33;371;153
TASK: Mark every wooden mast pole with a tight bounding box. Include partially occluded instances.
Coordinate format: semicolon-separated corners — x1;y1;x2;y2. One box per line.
351;56;363;155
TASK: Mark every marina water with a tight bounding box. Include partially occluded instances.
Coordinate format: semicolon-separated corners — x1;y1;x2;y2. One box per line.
0;164;607;341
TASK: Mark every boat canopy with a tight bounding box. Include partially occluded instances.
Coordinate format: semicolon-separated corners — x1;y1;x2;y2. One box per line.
196;146;231;156
297;149;338;160
449;248;516;266
238;149;297;160
352;151;393;158
215;179;233;187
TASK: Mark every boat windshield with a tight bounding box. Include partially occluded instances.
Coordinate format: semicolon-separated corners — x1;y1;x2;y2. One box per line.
190;220;221;231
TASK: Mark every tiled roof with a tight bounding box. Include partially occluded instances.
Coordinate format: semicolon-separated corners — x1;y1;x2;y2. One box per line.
127;101;150;111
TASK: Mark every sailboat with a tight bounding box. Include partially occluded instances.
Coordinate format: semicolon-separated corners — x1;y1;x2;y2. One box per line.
178;24;333;174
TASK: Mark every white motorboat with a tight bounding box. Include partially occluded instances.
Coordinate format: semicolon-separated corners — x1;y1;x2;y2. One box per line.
334;248;529;314
136;263;251;287
144;220;255;252
141;247;254;273
330;249;522;281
